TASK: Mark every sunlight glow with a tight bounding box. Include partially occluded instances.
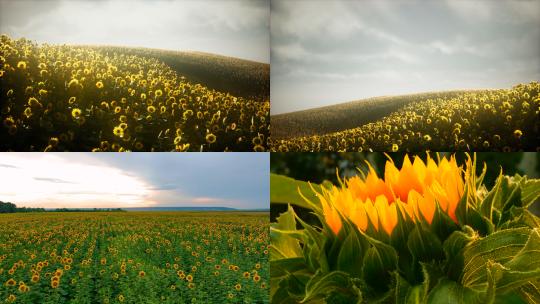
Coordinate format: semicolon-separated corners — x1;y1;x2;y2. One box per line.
0;154;151;208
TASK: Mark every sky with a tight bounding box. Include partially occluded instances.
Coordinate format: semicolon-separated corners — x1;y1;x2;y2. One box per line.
271;0;540;114
0;153;269;209
0;0;269;63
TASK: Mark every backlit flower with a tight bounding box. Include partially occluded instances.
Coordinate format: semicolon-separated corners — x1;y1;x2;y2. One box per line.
311;154;465;236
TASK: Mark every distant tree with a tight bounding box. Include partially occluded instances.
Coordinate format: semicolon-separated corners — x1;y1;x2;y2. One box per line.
0;201;17;213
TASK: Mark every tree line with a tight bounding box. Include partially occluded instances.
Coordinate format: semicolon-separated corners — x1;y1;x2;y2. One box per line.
0;201;125;213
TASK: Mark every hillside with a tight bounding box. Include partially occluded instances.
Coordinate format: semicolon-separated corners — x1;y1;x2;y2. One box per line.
0;35;269;152
271;90;474;139
90;46;269;101
271;82;539;152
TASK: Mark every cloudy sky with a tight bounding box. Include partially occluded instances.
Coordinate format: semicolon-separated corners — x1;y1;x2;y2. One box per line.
0;153;268;209
0;0;269;63
271;0;540;114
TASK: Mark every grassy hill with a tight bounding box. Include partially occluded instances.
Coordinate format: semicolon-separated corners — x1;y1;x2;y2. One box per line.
91;46;269;101
271;82;539;152
0;35;269;151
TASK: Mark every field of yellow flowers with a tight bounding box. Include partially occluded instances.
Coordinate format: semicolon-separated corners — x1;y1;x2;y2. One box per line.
0;35;269;151
0;212;269;303
271;82;539;152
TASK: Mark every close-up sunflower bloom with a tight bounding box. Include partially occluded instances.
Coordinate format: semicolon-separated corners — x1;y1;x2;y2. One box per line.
271;153;540;304
317;154;463;236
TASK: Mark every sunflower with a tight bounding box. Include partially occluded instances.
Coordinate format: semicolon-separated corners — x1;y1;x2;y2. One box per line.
138;271;146;278
6;295;16;303
113;126;124;137
206;133;217;144
72;108;82;119
186;274;193;282
235;283;241;291
118;295;125;302
312;154;465;235
18;284;29;293
5;278;16;286
51;280;59;288
24;107;32;118
96;81;104;89
17;61;27;69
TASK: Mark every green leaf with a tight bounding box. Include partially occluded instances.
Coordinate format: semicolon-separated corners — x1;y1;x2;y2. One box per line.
362;239;399;293
270;205;302;260
492;229;540;294
517;281;540;304
407;226;445;263
271;258;314;304
271;258;309;278
465;207;494;236
270;173;322;211
480;174;503;221
337;230;368;278
421;262;445;299
444;228;476;281
430;203;460;242
522;179;540;208
427;279;484;304
498;175;524;213
461;227;531;289
301;270;354;303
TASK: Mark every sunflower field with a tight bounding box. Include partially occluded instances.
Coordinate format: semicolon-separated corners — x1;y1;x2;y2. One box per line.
0;212;269;303
271;82;539;152
270;154;540;303
0;35;270;152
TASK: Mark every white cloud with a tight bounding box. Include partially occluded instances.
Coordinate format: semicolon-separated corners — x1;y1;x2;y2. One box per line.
0;154;150;208
0;0;269;62
271;0;540;114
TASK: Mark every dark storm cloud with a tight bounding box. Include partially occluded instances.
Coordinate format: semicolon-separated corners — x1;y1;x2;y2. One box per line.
271;0;540;114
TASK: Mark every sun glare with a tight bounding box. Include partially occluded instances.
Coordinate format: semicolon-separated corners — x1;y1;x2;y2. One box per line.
0;154;150;208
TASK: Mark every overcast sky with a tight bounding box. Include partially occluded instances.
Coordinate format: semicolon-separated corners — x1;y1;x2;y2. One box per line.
0;0;269;63
0;153;269;209
271;0;540;114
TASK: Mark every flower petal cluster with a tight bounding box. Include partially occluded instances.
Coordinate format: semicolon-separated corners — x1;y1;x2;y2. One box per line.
317;155;464;235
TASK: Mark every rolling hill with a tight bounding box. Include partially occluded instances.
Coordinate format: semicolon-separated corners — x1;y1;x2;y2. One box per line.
271;82;539;152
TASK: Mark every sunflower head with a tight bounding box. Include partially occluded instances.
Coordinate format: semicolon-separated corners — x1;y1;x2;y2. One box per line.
314;154;465;236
